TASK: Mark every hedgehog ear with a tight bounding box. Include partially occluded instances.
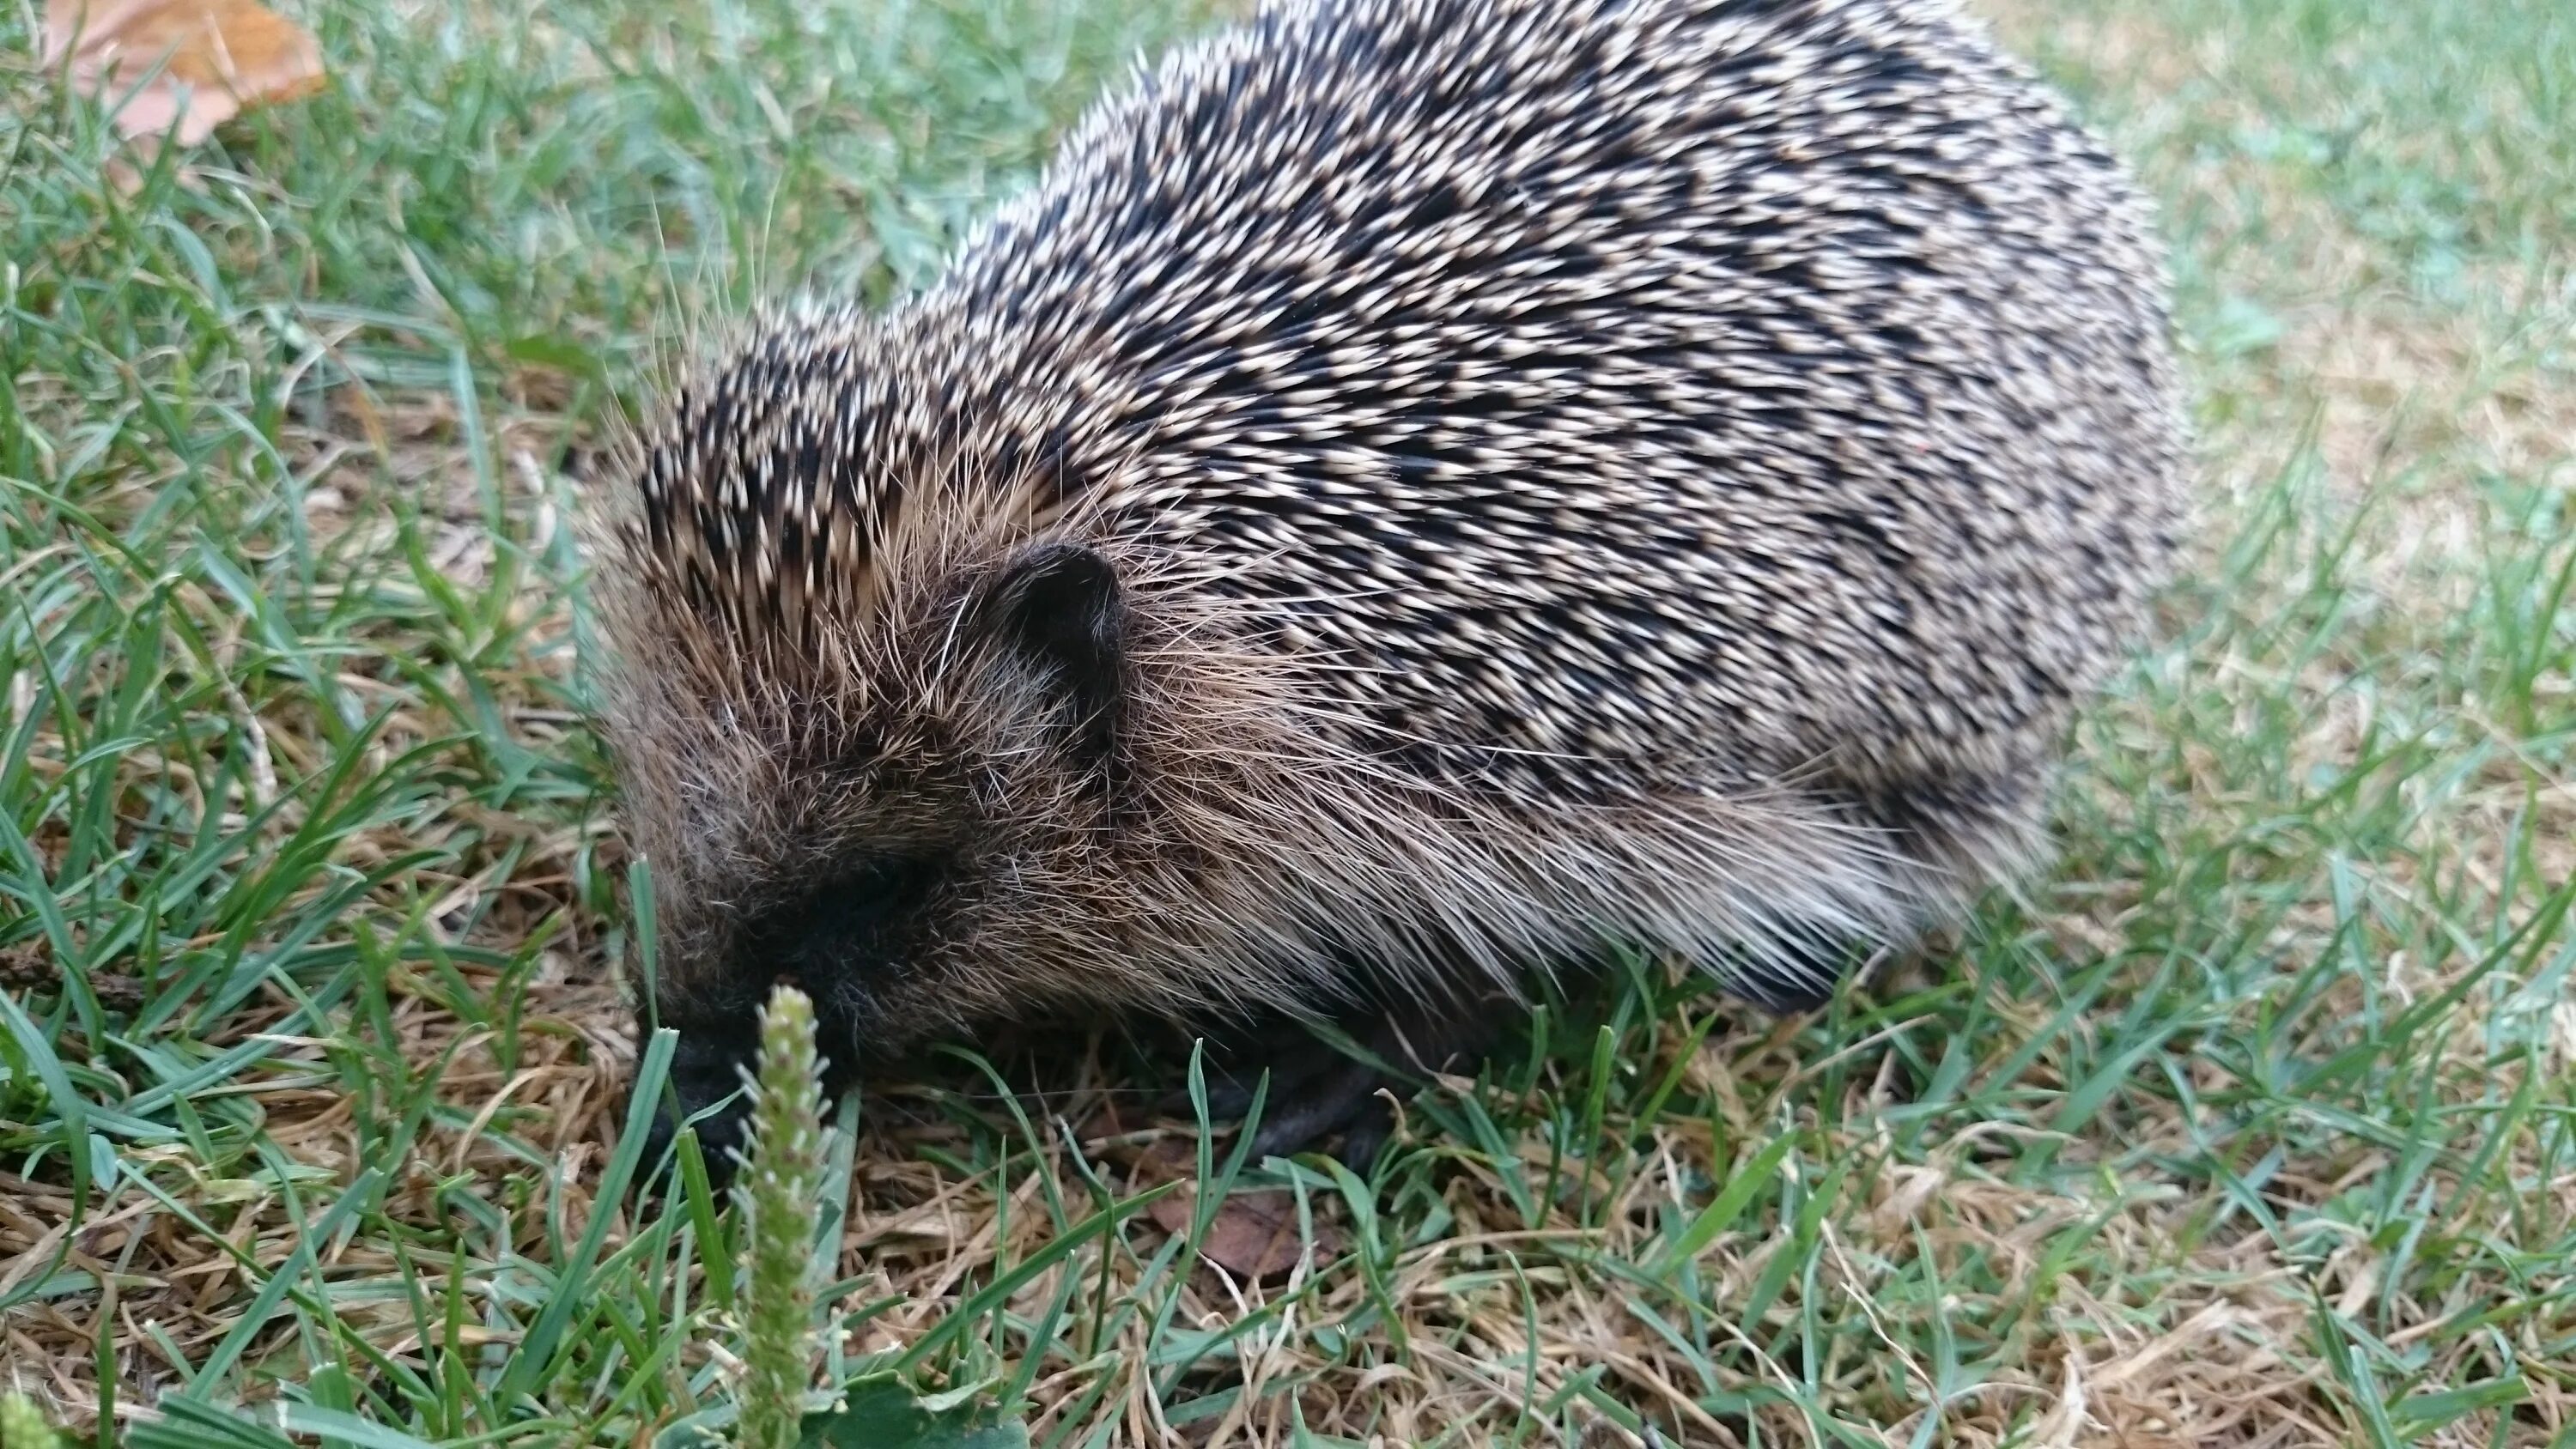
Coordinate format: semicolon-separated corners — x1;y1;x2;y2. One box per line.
976;541;1126;760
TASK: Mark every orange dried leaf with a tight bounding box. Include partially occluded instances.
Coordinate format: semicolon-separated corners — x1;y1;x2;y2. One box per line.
1146;1183;1342;1282
42;0;326;148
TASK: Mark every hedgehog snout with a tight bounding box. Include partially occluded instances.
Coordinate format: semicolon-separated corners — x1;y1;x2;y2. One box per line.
633;1006;760;1189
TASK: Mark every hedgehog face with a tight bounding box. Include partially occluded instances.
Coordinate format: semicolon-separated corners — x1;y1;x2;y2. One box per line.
627;540;1133;1173
694;539;1127;1042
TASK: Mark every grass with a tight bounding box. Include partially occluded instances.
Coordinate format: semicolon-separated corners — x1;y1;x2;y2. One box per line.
1;0;2570;1442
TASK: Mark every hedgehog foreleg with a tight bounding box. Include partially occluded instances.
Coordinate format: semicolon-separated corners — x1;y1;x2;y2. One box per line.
1168;985;1509;1171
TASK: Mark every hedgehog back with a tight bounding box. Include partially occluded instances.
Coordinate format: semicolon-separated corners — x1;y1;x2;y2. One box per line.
631;0;2184;842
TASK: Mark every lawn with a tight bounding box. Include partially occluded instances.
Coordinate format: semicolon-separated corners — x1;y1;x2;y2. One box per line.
1;0;2571;1444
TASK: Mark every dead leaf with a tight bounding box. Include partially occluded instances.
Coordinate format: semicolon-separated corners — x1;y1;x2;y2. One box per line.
1146;1185;1340;1282
42;0;326;148
1134;1139;1344;1281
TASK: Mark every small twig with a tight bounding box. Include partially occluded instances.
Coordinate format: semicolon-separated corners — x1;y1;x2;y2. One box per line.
0;941;145;1013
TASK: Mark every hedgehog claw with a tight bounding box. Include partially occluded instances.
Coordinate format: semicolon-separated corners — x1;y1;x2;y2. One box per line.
1176;990;1507;1168
1156;1022;1343;1120
1245;1052;1389;1163
1155;1075;1260;1122
1156;1070;1271;1123
1161;1019;1400;1166
1335;1095;1397;1175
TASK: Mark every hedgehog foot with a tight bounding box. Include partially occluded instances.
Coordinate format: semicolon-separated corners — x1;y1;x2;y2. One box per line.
1166;989;1507;1171
1158;1017;1350;1124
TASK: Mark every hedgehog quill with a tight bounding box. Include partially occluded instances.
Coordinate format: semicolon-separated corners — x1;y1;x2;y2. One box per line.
594;0;2187;1173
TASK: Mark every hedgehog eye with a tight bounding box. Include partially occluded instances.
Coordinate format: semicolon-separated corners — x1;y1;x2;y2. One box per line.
974;540;1126;761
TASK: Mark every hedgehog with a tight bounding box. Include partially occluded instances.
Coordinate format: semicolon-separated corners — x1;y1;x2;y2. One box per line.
593;0;2187;1173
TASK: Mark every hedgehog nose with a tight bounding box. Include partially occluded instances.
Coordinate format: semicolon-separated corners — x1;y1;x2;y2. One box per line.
634;1081;753;1199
